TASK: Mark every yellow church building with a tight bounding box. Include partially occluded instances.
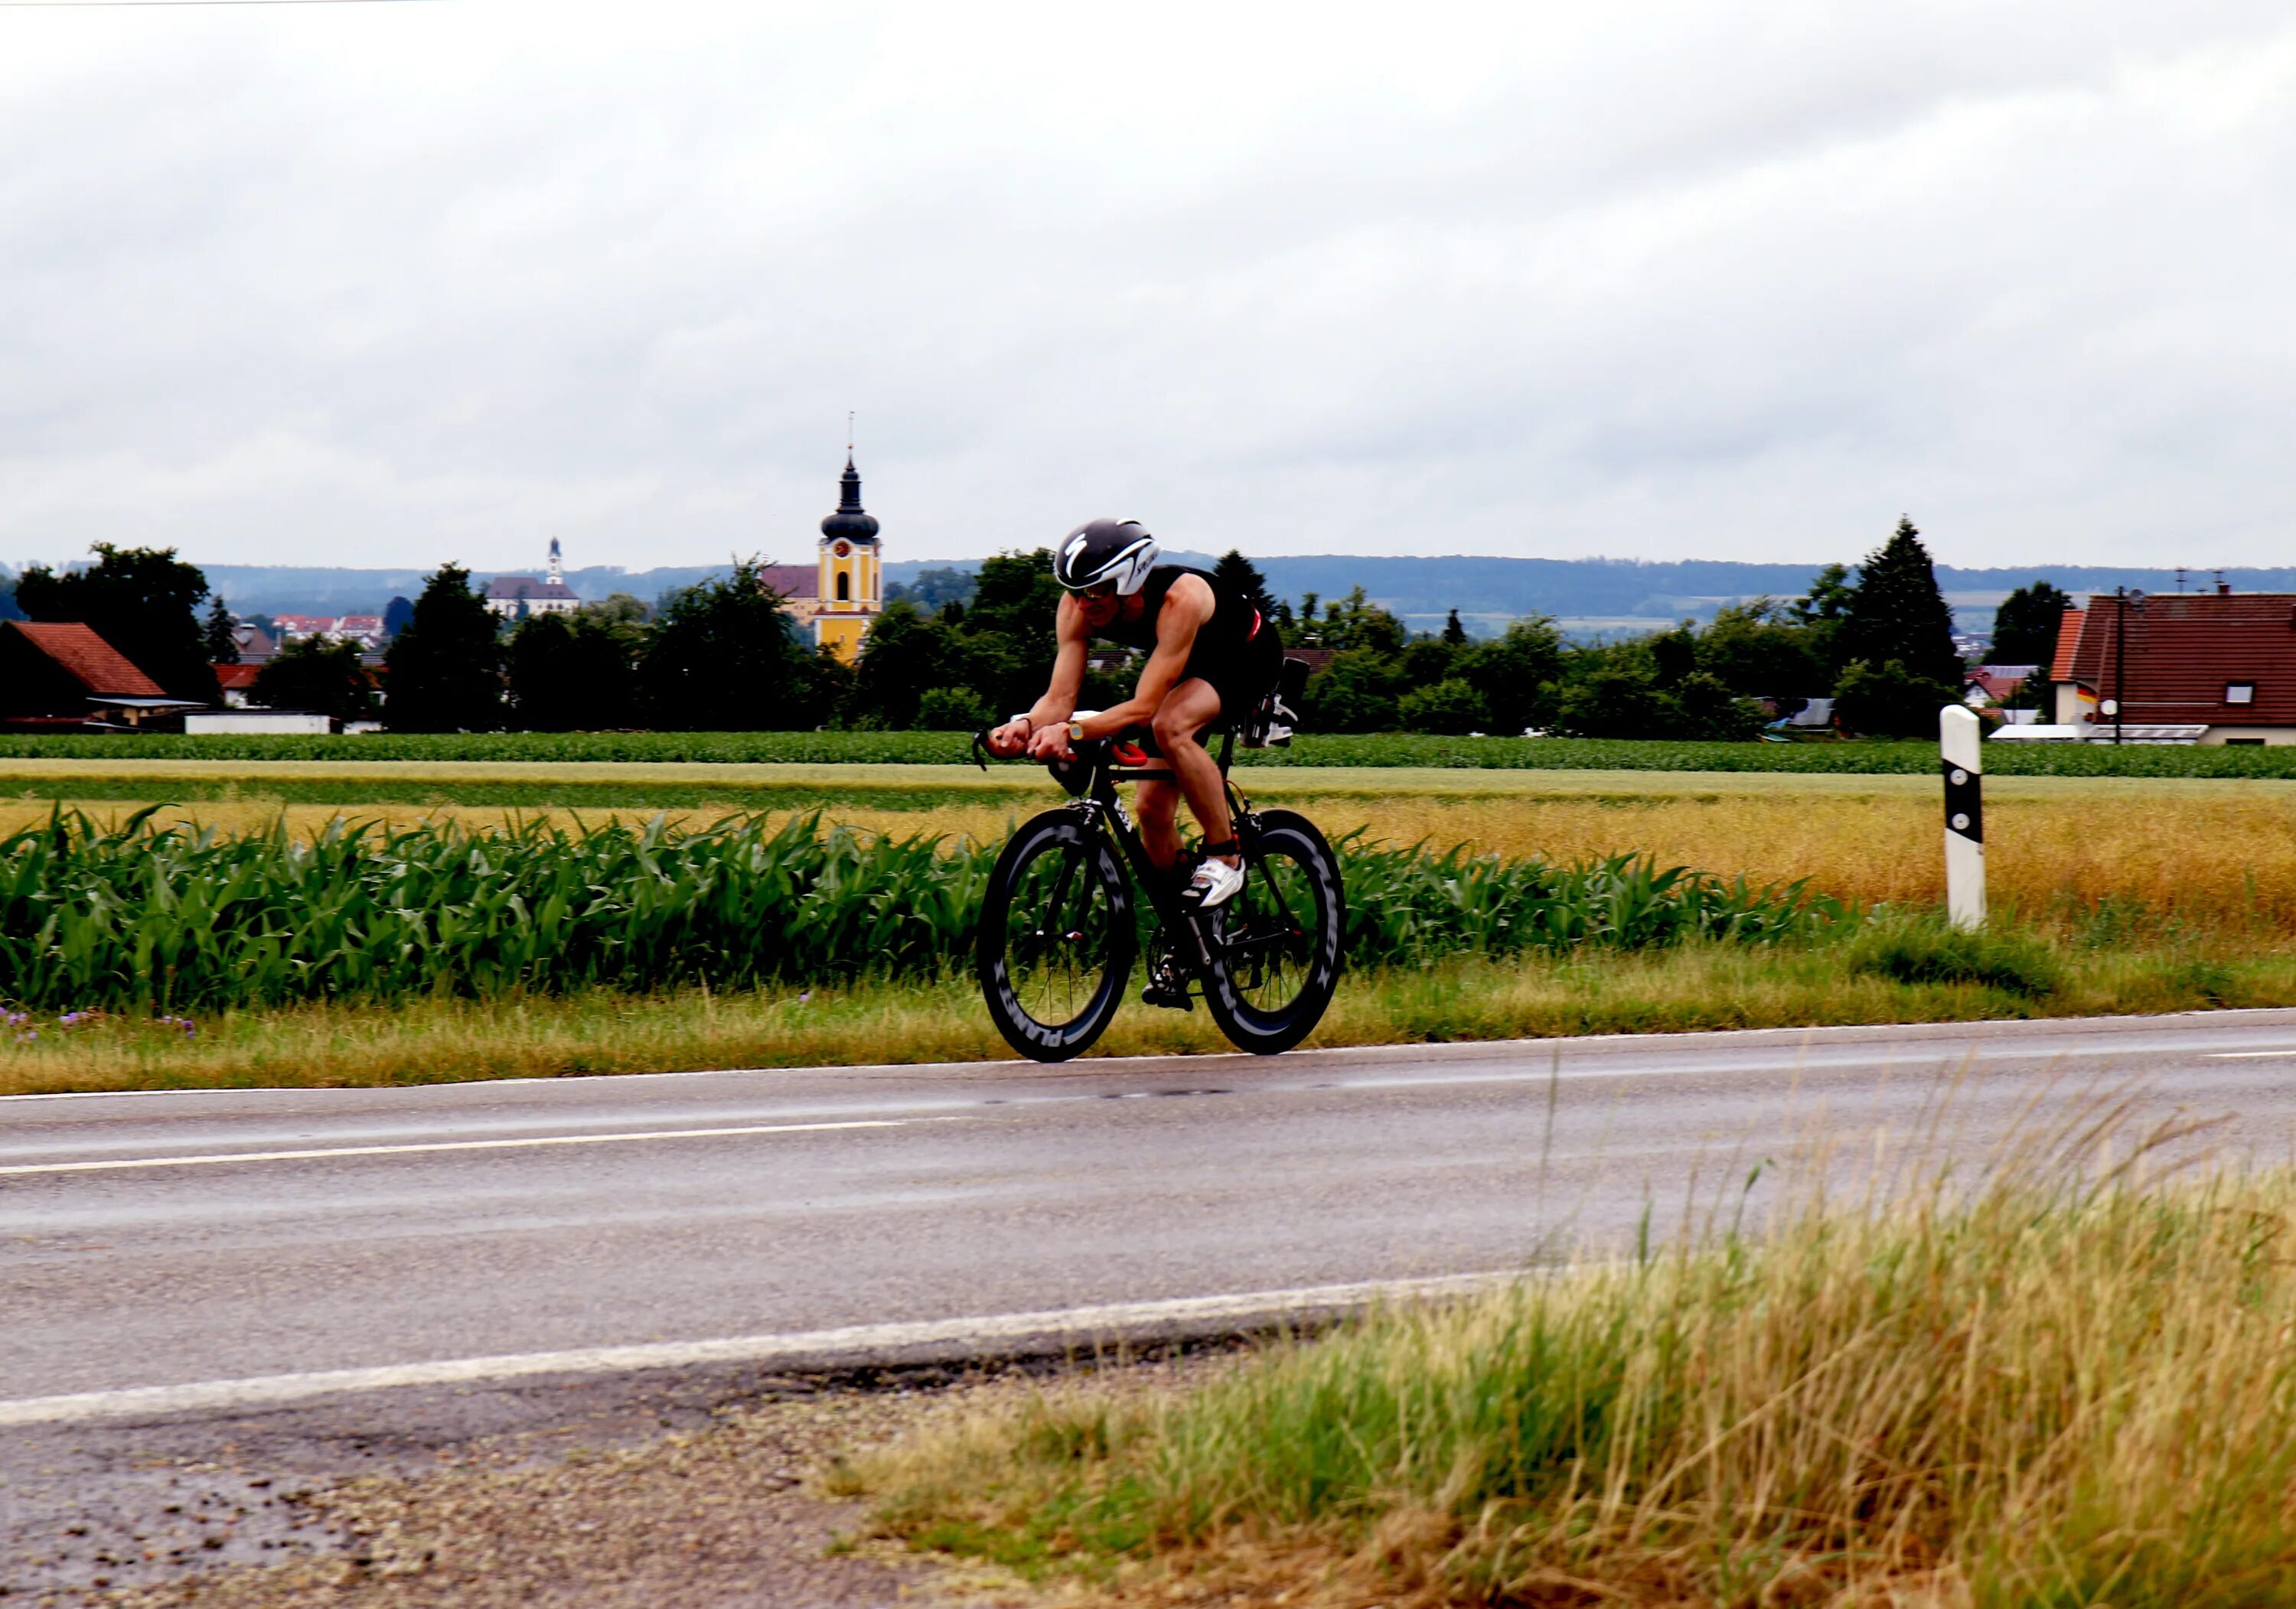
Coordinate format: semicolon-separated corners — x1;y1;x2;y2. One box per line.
759;453;883;663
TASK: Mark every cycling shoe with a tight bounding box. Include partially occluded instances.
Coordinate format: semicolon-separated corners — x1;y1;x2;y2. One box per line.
1182;857;1246;908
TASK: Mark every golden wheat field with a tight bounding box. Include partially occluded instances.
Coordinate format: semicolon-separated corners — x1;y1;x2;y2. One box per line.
11;774;2296;929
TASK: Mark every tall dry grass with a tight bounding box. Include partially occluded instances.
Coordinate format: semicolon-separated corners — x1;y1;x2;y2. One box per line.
853;1109;2296;1607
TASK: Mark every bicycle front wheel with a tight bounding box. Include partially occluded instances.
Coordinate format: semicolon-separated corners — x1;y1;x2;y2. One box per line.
1199;809;1345;1055
976;809;1136;1063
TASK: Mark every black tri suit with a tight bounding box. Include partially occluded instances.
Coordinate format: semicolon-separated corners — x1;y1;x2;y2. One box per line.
1094;565;1283;728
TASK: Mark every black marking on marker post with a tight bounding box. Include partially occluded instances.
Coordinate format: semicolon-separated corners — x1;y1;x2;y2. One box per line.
1942;760;1983;844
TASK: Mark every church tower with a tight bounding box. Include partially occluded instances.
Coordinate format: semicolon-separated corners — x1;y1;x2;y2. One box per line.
814;448;882;664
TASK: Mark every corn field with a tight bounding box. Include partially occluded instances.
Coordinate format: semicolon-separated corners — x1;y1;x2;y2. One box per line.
0;808;1843;1011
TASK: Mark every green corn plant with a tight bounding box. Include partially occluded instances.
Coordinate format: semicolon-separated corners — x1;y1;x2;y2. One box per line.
0;809;1844;1012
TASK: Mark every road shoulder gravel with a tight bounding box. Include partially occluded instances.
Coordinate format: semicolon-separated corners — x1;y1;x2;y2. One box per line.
9;1362;1059;1609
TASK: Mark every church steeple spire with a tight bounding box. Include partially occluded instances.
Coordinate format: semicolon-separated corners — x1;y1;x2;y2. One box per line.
820;451;880;542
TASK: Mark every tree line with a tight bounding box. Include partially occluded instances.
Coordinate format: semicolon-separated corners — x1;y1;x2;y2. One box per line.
1245;520;2067;740
9;520;2072;738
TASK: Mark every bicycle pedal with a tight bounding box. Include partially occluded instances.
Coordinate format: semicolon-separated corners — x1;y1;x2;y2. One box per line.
1141;980;1194;1011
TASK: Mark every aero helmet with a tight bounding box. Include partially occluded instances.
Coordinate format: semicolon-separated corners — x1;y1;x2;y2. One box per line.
1054;518;1160;595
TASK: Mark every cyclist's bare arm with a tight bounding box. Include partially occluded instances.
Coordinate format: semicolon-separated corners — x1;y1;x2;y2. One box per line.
986;598;1092;757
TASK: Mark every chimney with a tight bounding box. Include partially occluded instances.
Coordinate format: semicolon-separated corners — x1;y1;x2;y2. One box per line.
2219;580;2232;595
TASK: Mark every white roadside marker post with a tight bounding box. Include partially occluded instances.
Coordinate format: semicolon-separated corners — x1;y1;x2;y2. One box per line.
1940;705;1985;930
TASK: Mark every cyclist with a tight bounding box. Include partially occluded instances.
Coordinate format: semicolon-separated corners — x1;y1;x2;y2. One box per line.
986;519;1280;910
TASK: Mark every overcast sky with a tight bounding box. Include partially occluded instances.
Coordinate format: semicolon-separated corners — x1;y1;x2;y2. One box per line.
2;2;2292;573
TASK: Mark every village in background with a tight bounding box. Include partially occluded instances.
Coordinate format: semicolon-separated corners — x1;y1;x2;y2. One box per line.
4;453;2293;746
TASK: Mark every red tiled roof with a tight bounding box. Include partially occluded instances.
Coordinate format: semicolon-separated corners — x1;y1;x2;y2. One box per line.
214;663;263;691
2059;592;2296;725
758;565;818;602
5;621;168;697
1963;669;2030;702
2050;609;2086;683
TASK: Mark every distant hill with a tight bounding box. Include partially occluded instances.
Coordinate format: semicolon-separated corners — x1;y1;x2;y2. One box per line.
182;557;2296;637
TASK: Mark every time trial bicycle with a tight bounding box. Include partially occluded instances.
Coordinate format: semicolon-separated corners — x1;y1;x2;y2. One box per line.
969;687;1344;1063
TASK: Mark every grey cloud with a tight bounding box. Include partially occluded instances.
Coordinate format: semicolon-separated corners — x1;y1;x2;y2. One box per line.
2;0;2294;571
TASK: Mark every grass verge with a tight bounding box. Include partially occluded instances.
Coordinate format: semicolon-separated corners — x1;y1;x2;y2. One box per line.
846;1134;2296;1606
5;927;2292;1096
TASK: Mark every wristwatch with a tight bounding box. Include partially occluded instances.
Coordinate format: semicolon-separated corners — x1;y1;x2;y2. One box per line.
1068;721;1088;743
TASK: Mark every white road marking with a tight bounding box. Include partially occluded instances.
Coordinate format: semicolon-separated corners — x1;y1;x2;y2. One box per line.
2207;1050;2296;1060
0;1119;932;1177
0;1271;1523;1427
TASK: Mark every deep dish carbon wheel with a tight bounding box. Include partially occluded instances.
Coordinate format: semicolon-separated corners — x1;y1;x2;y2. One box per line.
1199;809;1345;1055
976;809;1136;1063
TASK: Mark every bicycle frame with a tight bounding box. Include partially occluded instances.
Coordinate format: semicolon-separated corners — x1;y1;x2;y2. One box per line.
977;724;1271;979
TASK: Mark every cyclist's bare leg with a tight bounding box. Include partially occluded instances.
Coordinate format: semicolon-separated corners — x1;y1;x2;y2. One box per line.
1135;777;1183;872
1152;679;1237;866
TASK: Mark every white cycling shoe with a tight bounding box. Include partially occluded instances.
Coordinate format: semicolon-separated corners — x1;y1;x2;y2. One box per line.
1182;856;1246;908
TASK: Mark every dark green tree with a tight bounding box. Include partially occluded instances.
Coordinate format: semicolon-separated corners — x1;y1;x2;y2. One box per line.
1306;587;1405;655
1303;649;1402;732
1648;622;1698;687
381;596;415;640
915;685;993;729
1832;657;1962;739
1789;562;1858;676
1441;608;1469;647
1669;670;1763;740
1990;581;2072;667
1396;677;1489;735
1553;666;1671;739
1457;618;1565;734
249;637;377;723
849;600;964;728
1398;637;1460;689
964;549;1062;641
382;564;504;731
1286;591;1320;647
804;643;858;722
203;597;240;665
636;558;820;731
1212;549;1278;622
1837;518;1961;687
1695;600;1824;696
15;543;221;703
0;567;21;623
506;612;640;730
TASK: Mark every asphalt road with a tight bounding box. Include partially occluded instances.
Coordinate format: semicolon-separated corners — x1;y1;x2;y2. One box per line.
10;1008;2296;1416
11;1009;2296;1596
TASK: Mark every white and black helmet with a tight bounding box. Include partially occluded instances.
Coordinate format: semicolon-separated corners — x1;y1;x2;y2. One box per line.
1054;518;1160;595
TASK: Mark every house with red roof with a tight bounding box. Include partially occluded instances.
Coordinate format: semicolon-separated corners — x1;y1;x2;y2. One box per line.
0;621;201;731
1962;664;2039;708
214;663;264;707
2051;590;2296;744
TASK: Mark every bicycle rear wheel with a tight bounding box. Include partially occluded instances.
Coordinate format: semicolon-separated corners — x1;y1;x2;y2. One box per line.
1199;809;1345;1055
976;809;1136;1062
